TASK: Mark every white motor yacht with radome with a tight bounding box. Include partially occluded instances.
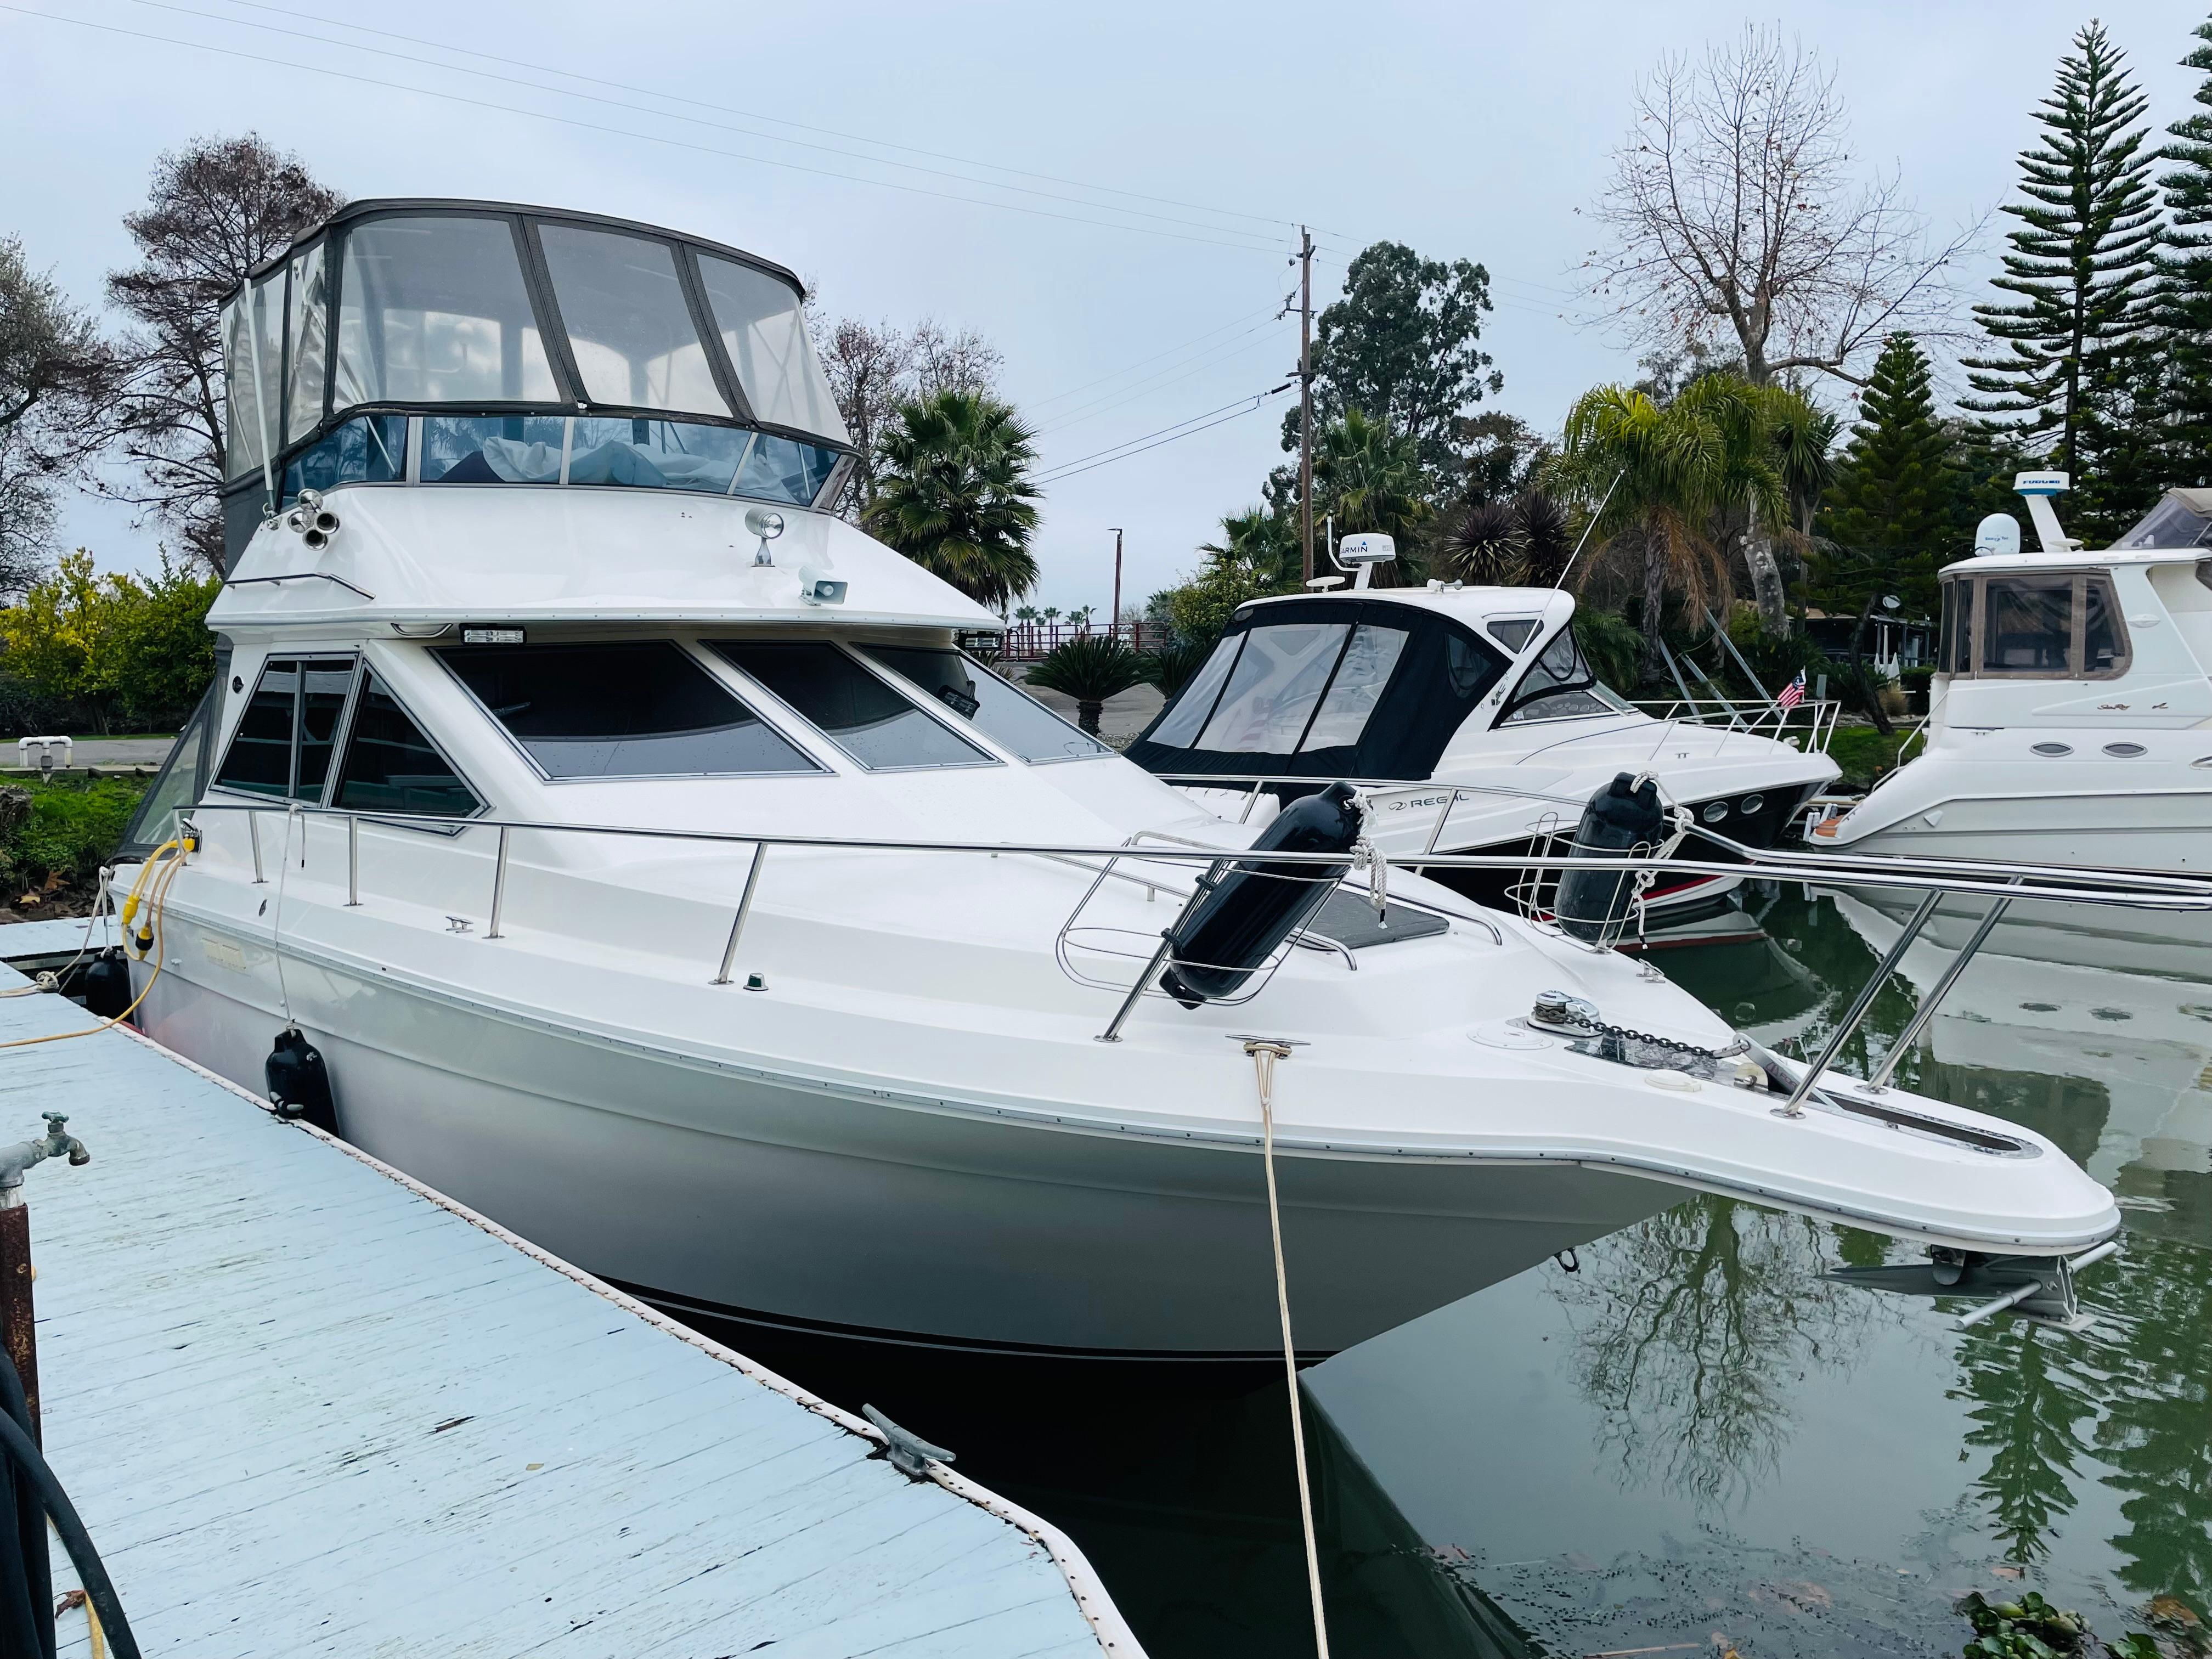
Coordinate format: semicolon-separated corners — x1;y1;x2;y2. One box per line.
1812;474;2212;975
1126;562;1838;944
109;200;2117;1359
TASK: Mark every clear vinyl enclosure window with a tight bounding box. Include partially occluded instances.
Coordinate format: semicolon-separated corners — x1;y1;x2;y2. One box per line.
697;254;850;442
537;225;727;417
859;645;1109;761
1298;623;1409;750
712;641;996;770
334;217;558;408
283;242;329;447
1197;622;1351;752
438;640;820;777
1148;633;1244;748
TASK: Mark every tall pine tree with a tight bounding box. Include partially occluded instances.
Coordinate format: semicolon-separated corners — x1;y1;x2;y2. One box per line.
1962;21;2165;542
2159;14;2212;485
1819;333;1958;610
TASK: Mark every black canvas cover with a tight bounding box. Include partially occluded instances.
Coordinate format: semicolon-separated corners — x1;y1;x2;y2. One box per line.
1126;597;1507;784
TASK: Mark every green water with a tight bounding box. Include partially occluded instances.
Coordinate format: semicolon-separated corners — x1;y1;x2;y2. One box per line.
718;883;2211;1658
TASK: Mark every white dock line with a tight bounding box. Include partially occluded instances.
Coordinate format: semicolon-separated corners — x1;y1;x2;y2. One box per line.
110;1019;1149;1659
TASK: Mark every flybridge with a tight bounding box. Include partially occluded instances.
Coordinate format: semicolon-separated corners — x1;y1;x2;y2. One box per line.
216;200;857;567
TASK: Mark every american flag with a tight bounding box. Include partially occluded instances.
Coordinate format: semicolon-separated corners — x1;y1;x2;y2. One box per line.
1775;669;1807;710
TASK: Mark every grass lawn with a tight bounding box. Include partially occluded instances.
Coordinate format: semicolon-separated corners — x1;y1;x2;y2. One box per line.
0;772;150;899
1826;723;1923;792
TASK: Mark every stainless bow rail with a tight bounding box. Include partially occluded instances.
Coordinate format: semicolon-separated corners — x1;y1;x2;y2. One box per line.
166;798;2212;1107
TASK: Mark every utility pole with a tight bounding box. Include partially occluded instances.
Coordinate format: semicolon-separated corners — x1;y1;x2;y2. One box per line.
1297;227;1315;585
1108;527;1124;645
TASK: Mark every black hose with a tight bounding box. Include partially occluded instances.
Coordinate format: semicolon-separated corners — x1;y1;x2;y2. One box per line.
0;1356;136;1659
0;1353;49;1659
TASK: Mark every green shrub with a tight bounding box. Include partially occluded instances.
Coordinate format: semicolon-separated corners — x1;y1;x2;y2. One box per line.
1;775;150;887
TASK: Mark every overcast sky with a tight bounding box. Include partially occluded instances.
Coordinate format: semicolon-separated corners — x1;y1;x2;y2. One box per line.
6;1;2204;611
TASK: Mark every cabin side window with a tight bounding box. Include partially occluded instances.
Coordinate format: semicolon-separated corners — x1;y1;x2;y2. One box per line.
331;672;482;818
1498;624;1620;723
709;641;999;770
438;640;822;778
1939;572;2130;680
214;657;358;801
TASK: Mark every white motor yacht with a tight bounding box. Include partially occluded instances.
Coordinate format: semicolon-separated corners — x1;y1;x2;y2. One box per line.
1810;474;2212;975
1126;571;1838;945
110;201;2117;1359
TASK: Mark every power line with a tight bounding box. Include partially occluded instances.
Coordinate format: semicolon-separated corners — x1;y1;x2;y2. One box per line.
196;0;1324;240
1035;388;1290;484
114;0;1299;252
1028;304;1281;411
1033;322;1288;437
4;6;1299;257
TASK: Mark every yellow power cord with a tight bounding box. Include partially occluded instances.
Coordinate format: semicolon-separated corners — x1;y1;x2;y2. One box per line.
0;840;188;1051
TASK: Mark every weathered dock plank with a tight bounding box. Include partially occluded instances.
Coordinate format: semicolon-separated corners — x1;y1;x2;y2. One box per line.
0;938;1139;1659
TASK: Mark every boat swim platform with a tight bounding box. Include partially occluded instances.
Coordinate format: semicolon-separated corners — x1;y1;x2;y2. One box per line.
0;916;1141;1658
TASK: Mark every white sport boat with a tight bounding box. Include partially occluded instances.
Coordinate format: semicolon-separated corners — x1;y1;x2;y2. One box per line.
110;200;2117;1359
1810;474;2212;977
1126;574;1837;945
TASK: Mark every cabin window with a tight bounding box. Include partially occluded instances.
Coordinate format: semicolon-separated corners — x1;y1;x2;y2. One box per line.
334;216;558;409
282;415;407;505
858;645;1109;761
2116;495;2212;550
439;641;820;777
332;672;481;817
697;255;850;442
421;415;568;484
124;679;222;853
1297;623;1409;750
1499;624;1616;723
1196;621;1351;752
537;226;728;418
214;657;358;800
1939;571;2130;679
710;641;997;770
568;417;752;493
1486;617;1541;653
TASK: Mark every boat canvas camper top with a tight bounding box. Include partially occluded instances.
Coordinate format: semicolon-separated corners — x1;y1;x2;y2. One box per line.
1128;578;1837;935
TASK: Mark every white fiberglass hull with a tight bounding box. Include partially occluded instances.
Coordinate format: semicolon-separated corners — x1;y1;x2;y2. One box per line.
130;912;1663;1357
1813;746;2212;978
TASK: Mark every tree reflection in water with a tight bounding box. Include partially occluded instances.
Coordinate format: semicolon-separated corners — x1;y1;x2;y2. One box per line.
1951;1318;2097;1566
2091;1234;2212;1623
1552;1194;1877;1504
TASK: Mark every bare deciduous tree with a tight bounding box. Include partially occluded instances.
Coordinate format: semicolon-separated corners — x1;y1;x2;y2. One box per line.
0;236;115;592
1584;26;1976;389
809;311;1002;522
101;134;341;569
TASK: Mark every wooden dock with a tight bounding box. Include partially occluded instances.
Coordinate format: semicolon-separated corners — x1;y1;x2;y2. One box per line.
0;916;1141;1658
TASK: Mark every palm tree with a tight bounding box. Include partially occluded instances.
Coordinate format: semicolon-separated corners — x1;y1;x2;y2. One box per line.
1026;635;1144;734
1556;373;1804;674
866;390;1042;610
1315;408;1432;584
1199;506;1302;591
